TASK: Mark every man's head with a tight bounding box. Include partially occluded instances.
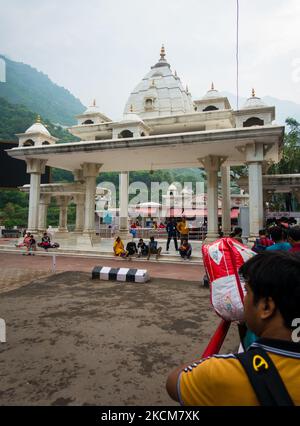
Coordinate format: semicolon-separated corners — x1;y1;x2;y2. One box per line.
234;227;242;236
239;252;300;338
150;236;154;242
288;226;300;245
182;238;188;245
269;226;284;243
258;229;267;237
139;238;144;243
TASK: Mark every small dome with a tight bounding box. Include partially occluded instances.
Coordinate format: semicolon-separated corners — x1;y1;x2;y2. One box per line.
84;99;101;115
25;116;50;136
168;184;178;191
202;82;220;100
242;89;267;109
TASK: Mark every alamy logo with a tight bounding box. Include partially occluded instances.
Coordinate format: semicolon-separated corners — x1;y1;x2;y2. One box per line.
0;318;6;342
291;318;300;343
0;57;6;83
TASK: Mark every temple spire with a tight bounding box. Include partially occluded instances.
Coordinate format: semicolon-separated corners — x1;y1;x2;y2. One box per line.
252;88;256;97
211;82;214;90
36;114;41;123
93;99;96;106
160;44;166;61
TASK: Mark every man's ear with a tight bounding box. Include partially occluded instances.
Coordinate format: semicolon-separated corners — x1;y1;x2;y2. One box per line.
260;296;276;320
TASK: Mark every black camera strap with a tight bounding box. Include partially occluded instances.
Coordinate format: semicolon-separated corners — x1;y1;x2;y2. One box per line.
236;346;294;406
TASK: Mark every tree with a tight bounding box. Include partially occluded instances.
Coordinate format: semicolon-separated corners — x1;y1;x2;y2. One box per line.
268;117;300;174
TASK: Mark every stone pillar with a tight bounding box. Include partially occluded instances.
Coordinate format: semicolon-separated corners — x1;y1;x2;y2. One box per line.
56;196;71;232
246;143;264;239
38;194;51;232
26;159;47;233
119;171;130;238
82;162;102;235
221;165;231;235
73;194;85;233
199;156;226;241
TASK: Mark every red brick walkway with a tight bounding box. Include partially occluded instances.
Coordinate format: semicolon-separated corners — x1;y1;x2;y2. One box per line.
0;252;204;282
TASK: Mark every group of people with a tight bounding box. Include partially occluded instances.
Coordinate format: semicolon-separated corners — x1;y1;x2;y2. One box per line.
114;217;193;261
113;236;162;260
16;231;59;255
251;225;300;253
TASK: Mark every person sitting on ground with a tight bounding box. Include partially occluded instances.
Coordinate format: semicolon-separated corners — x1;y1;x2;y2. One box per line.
113;236;127;257
137;238;148;257
230;227;243;244
288;225;300;252
166;251;300;406
179;238;192;260
126;240;138;258
266;226;291;252
38;232;51;251
252;229;274;253
177;217;189;243
147;236;162;260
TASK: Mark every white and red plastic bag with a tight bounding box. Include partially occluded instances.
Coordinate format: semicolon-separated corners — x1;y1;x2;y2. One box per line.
202;237;256;322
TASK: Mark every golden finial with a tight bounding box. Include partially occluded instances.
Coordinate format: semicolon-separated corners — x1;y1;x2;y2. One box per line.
93;99;96;106
160;44;166;60
211;82;214;90
252;88;255;97
36;115;41;123
130;104;133;112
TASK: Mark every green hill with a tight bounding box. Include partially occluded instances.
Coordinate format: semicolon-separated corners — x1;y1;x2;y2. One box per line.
0;96;78;143
0;55;85;125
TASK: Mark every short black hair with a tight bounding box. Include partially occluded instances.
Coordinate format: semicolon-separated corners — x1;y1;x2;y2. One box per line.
259;229;267;236
288;226;300;242
239;251;300;329
234;227;242;235
269;226;283;243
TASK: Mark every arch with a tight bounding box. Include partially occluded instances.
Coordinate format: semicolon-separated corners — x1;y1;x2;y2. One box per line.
243;117;264;127
42;141;50;145
23;139;34;147
144;98;154;110
119;129;133;138
82;119;94;125
203;105;219;112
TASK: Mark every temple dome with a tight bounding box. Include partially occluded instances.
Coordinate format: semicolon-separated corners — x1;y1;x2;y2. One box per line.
242;89;267;109
83;100;102;115
202;82;220;99
124;45;194;118
25;116;50;136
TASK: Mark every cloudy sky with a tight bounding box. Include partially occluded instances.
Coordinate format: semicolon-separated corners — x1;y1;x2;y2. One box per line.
1;0;300;119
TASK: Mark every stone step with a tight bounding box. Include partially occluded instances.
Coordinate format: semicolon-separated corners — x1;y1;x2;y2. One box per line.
0;245;203;265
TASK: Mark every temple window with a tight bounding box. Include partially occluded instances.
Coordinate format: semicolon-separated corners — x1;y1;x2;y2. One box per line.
203;105;219;112
119;129;133;138
83;119;94;125
243;117;264;127
23;139;34;146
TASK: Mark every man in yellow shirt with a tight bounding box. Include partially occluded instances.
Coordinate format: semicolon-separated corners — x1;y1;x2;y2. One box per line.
177;217;189;244
166;251;300;405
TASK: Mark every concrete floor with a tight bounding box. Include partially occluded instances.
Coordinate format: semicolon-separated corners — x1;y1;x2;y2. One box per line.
0;270;239;406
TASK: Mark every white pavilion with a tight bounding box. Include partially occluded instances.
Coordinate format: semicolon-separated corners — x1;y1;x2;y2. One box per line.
7;46;284;246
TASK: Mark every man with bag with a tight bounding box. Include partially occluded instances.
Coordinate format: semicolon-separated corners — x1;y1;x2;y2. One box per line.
166;251;300;405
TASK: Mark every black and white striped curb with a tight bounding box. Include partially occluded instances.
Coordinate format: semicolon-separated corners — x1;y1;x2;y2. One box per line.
92;266;150;283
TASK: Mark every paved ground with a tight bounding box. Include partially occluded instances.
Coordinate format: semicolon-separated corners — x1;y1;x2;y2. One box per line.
0;271;239;406
0;252;205;283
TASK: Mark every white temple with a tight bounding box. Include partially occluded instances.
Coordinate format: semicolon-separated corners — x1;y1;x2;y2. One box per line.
7;46;284;245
